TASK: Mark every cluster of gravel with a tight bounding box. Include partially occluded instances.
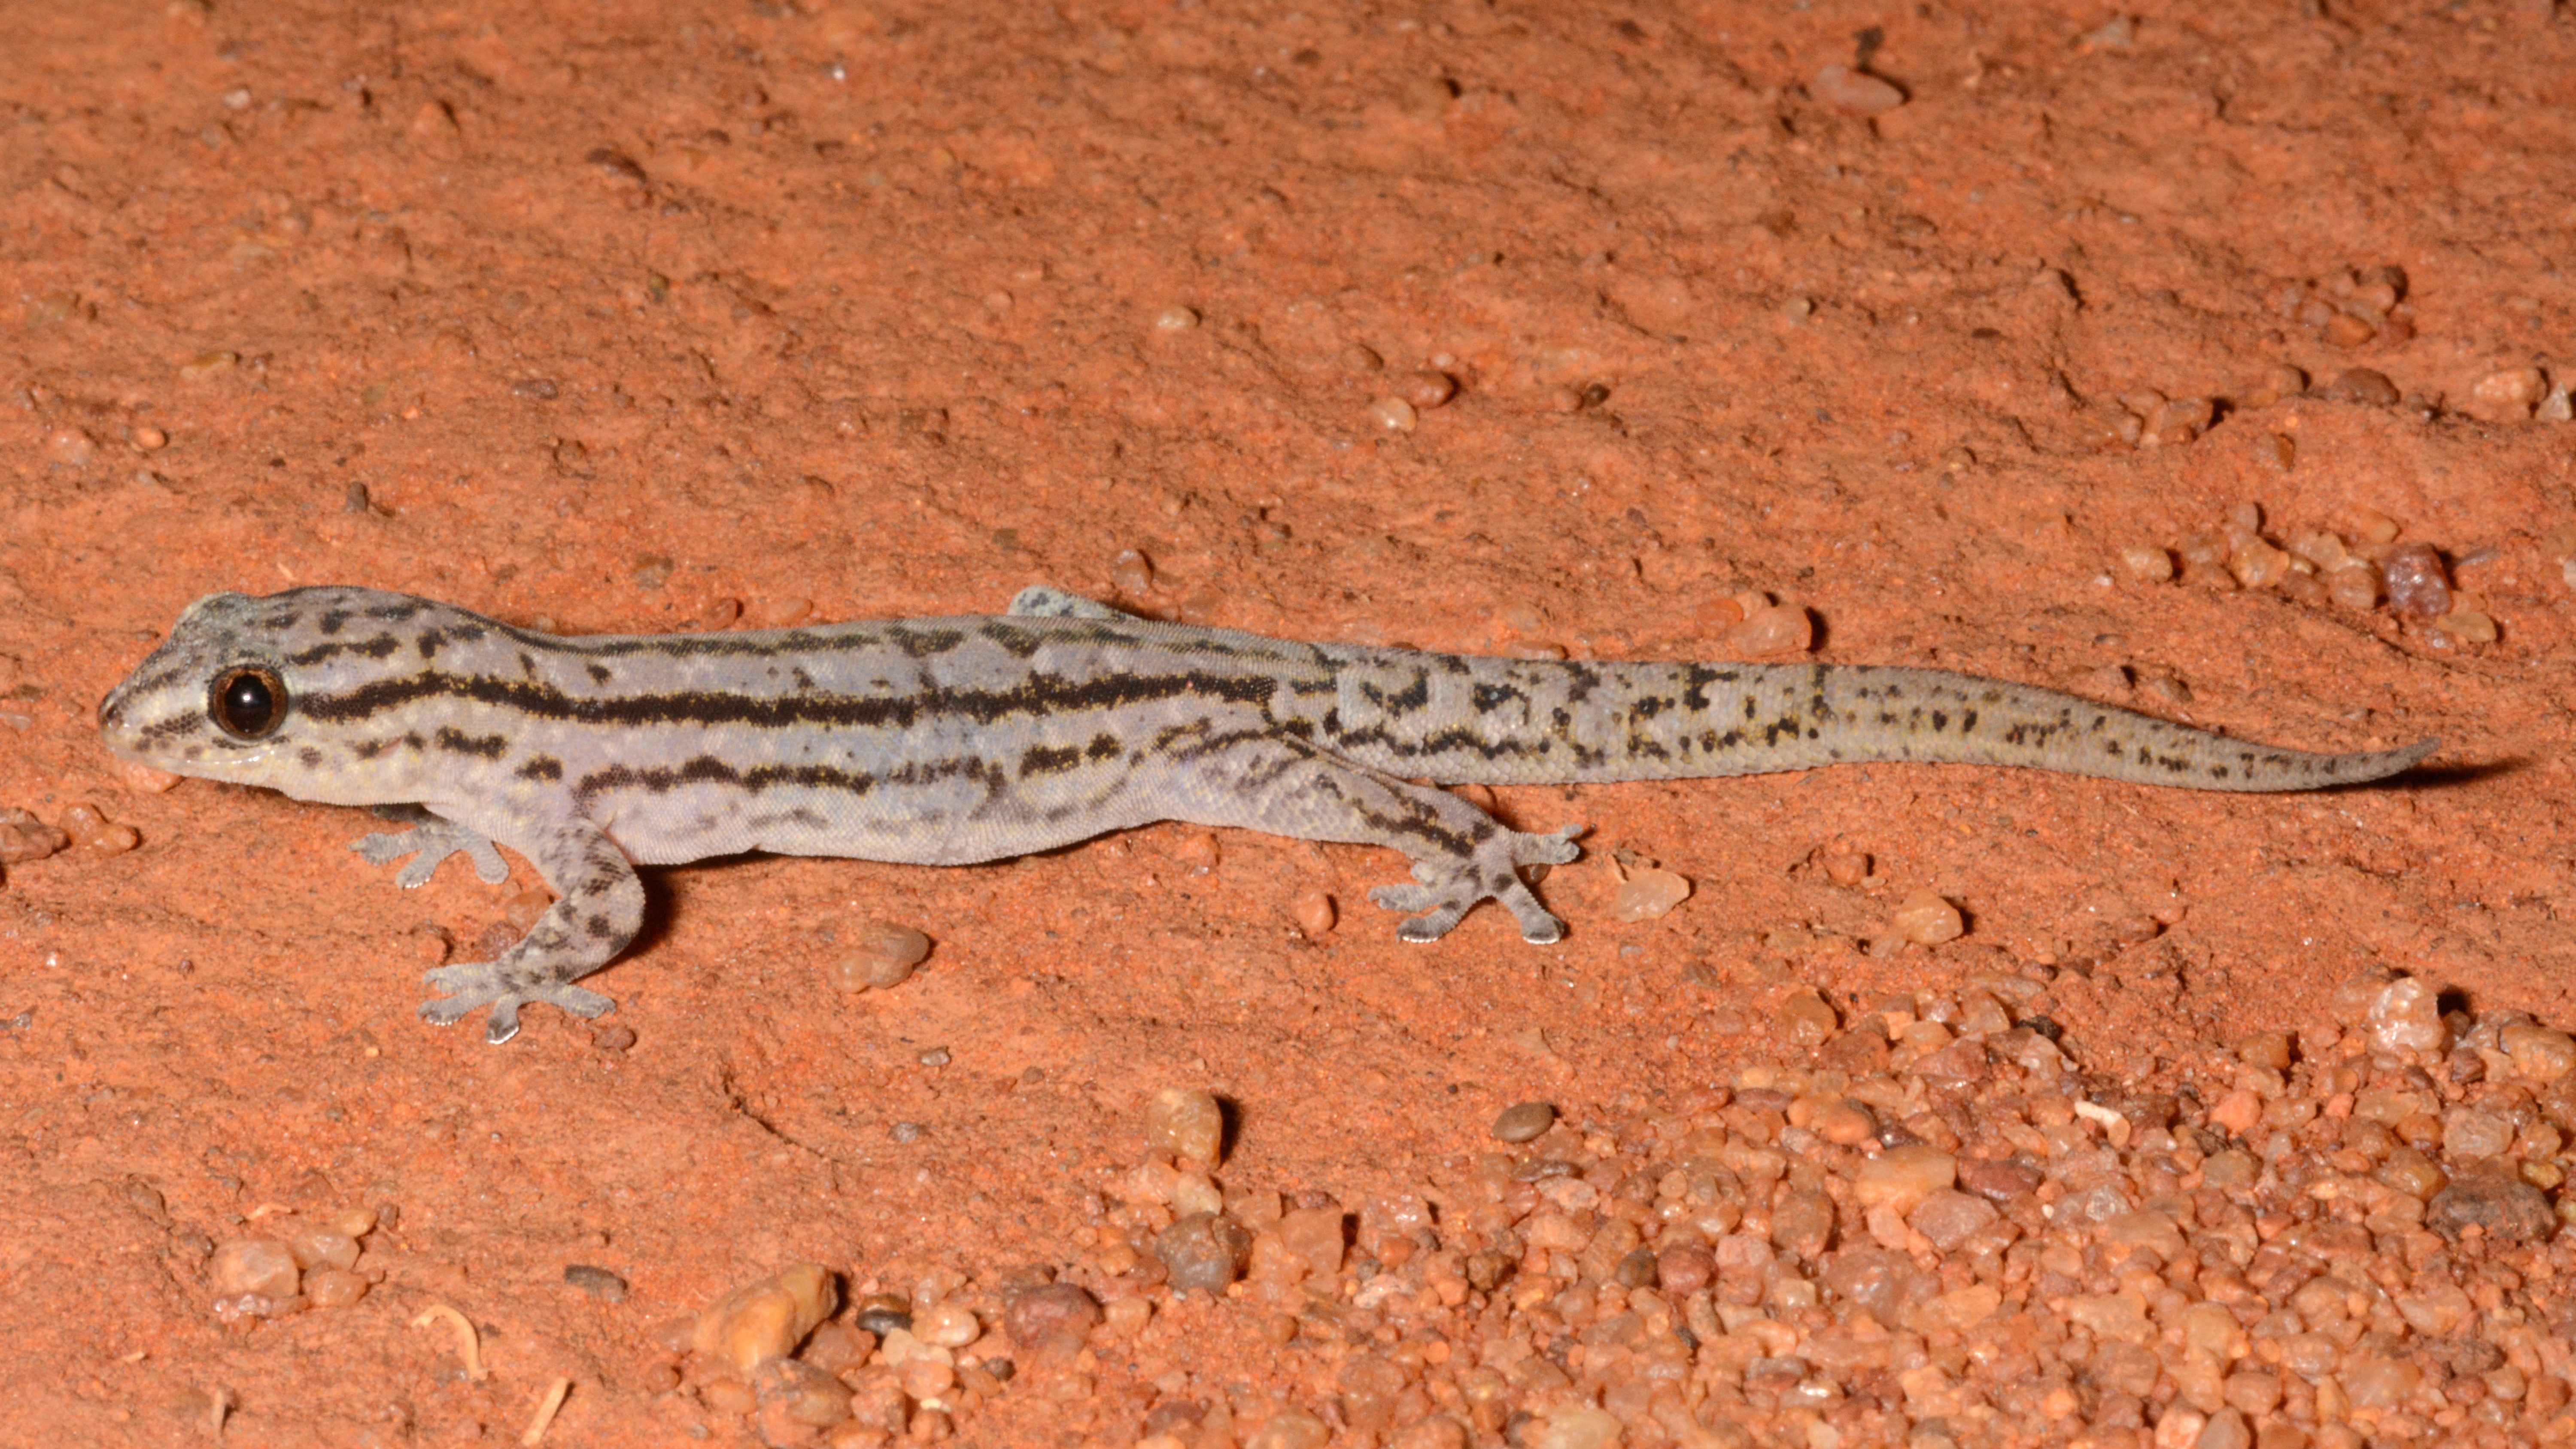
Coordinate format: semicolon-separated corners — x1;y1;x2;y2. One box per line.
659;962;2575;1449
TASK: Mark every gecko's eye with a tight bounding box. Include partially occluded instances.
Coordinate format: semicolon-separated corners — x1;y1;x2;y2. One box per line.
210;666;288;739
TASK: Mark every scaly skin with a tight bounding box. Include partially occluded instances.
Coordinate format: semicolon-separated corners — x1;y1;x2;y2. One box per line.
97;585;2437;1042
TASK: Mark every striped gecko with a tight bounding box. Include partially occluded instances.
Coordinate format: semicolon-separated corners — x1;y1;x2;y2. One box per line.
97;585;2436;1044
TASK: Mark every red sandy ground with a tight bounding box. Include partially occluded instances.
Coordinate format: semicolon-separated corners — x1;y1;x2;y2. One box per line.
2;0;2573;1443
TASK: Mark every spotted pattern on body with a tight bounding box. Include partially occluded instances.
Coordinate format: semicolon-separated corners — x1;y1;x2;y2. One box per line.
97;584;2438;1043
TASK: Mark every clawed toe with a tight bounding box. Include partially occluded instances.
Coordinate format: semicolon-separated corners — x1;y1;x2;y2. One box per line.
1520;825;1584;867
1369;823;1582;943
420;964;612;1044
355;822;510;887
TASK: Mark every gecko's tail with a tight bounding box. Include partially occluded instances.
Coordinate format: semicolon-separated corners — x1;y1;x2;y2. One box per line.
1326;653;2442;793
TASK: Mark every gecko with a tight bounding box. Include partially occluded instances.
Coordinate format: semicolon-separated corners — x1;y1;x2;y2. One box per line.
96;584;2438;1044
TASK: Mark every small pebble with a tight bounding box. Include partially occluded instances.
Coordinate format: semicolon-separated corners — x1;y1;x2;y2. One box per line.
2118;545;2174;582
2367;976;2447;1054
303;1268;368;1308
209;1239;300;1298
0;808;70;865
1491;1101;1556;1142
1369;396;1419;432
58;802;139;857
2501;1023;2576;1081
2229;536;2292;589
2322;368;2399;406
1397;75;1458;117
1154;305;1200;331
2435;610;2496;644
2234;1032;2293;1070
1288;889;1336;936
1853;1145;1958;1214
122;761;182;793
753;1357;852;1433
1810;64;1905;113
2380;542;2451;622
1611;866;1689;921
1173;832;1219;872
2470;366;2547;421
1820;842;1870;887
1247;1408;1331;1449
1774;987;1838;1046
797;1323;878;1373
2277;569;2329;607
1397;371;1457;409
1730;605;1812;655
179;350;238;381
2327;561;2382;610
691;1263;838;1372
1100;1296;1153;1337
564;1264;630;1301
2288;530;2348;569
745;595;814;628
1889;891;1965;945
503;890;552;931
828;921;932;992
1110;549;1155;595
1002;1282;1100;1354
914;1302;980;1349
852;1291;913;1336
2077;13;2135;46
1811;1099;1877;1146
1145;1086;1225;1166
282;1224;358;1272
1907;1189;1999;1250
1155;1211;1253;1290
2444;1109;2514;1160
2427;1174;2555;1244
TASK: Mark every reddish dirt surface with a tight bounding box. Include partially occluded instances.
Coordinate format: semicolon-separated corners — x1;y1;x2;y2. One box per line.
5;0;2576;1444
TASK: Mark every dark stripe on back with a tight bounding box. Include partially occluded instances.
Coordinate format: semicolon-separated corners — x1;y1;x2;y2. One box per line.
299;668;1285;731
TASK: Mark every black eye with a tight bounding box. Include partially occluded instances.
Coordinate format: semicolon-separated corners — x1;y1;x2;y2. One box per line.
210;667;287;739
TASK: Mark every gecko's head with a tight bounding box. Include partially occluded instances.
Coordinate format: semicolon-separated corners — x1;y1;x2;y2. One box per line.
98;586;470;791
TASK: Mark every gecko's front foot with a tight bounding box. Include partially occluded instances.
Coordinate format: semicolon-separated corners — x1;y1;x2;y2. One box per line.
420;961;614;1045
1370;823;1585;944
355;808;511;889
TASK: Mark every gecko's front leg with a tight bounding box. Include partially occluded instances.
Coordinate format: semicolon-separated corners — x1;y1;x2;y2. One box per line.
352;805;511;887
419;811;645;1044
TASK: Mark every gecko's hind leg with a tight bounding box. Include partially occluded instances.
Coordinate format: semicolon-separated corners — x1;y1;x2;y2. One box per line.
353;805;510;888
1369;824;1585;943
419;961;614;1043
1153;724;1587;944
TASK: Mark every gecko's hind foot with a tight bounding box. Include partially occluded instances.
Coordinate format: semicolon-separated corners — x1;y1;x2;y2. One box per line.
420;962;614;1045
355;811;510;889
1370;823;1585;944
